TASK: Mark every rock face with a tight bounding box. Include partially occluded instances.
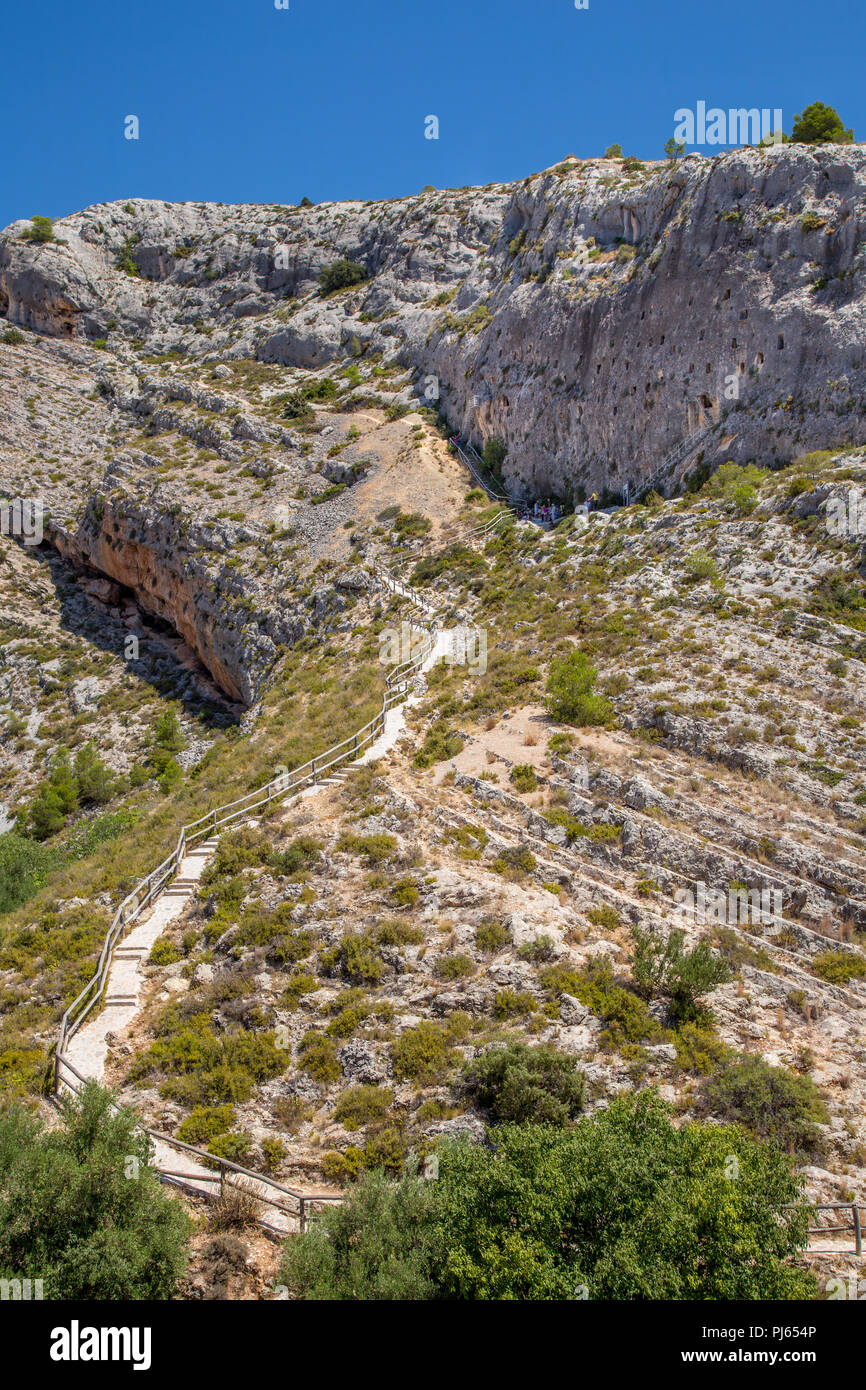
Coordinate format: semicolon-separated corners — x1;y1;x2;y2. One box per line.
3;146;866;500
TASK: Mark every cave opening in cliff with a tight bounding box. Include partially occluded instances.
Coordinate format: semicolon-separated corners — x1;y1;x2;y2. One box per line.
36;545;242;728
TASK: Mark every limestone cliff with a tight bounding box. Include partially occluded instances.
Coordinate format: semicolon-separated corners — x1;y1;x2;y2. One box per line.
3;145;866;500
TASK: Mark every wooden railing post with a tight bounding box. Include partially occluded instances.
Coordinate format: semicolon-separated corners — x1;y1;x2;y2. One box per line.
299;1197;306;1233
854;1203;863;1256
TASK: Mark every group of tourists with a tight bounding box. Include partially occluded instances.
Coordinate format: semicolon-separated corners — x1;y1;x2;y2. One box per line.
516;498;565;527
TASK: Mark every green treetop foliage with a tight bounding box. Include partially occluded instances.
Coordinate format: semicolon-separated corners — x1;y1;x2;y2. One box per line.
280;1091;817;1300
24;743;118;841
545;650;614;727
0;1082;190;1299
790;102;854;145
462;1042;586;1126
481;437;507;477
22;215;54;243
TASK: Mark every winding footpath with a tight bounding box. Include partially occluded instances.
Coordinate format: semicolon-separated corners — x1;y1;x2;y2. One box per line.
58;577;453;1231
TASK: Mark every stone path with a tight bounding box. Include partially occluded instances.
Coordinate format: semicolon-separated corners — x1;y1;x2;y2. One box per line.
62;838;218;1086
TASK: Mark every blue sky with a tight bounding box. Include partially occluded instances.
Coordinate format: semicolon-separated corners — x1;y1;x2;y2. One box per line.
2;0;863;228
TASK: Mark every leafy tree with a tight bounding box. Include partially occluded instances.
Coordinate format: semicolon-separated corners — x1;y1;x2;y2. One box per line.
434;1096;816;1299
664;136;686;161
153;709;186;753
603;144;622;158
26;749;79;839
23;215;54;243
790;102;854;145
319;259;368;294
281;1093;816;1300
298;196;314;208
0;1082;190;1299
25;742;118;839
631;926;732;1023
704;1054;829;1158
545;650;613;726
462;1042;585;1126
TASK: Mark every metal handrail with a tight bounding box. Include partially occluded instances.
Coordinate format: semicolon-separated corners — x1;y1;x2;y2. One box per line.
455;441;511;503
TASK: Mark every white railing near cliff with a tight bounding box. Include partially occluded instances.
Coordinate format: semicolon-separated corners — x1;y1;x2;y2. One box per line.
53;562;439;1230
638;423;713;499
455;440;512;505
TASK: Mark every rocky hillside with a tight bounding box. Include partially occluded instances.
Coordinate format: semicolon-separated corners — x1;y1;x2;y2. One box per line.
3;152;866;1296
3;143;866;509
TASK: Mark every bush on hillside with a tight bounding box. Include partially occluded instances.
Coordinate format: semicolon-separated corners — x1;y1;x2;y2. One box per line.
631;926;732;1023
319;259;368;294
462;1042;586;1126
704;1054;829;1157
545;650;613;726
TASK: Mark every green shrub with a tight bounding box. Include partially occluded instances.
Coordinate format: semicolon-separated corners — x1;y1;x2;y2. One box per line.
336;832;397;865
482;437;507;476
148;938;183;966
541;959;660;1048
0;1082;190;1298
262;1137;287;1173
320;931;385;985
492;988;535;1019
321;1146;365;1183
207;1131;253;1164
334;1085;394;1131
319;259;368;294
390;877;420;908
414;722;463;768
631;926;732;1023
683;549;720;584
298;1032;341;1083
586;905;620;930
475;917;511;952
704;1054;829;1157
462;1042;585;1125
270;835;322;876
510;764;538;793
0;832;59;914
790;101;854;145
517;935;556;964
434;953;475;980
545;651;613;727
391;1022;455;1084
811;950;866;984
362;1125;408;1174
176;1104;236;1145
128;1015;288;1104
23;215;54;243
279;1167;441;1298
